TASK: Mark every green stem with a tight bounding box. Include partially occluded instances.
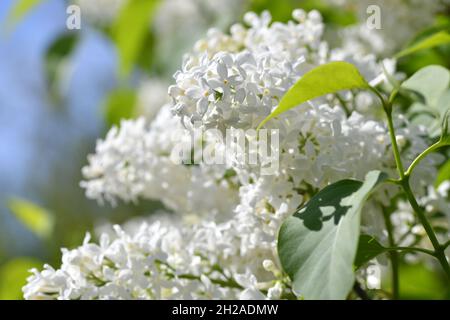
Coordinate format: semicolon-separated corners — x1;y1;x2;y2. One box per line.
385;109;405;179
382;207;399;299
444;240;450;250
405;141;442;177
371;86;404;179
385;246;435;257
353;281;371;300
374;86;450;283
401;180;450;281
336;93;351;116
179;274;243;290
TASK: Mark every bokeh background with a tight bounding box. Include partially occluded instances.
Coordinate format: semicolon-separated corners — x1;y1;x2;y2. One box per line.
0;0;449;299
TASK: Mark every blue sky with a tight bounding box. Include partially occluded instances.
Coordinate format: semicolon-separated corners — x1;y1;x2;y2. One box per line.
0;0;118;256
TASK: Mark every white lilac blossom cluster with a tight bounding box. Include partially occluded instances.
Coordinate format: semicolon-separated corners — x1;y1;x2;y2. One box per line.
325;0;447;55
23;214;274;300
80;105;239;218
24;10;450;300
169;9;396;129
169;10;329;130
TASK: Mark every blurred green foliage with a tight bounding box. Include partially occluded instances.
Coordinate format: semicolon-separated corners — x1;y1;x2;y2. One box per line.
7;198;54;239
249;0;356;26
5;0;44;30
113;0;160;77
1;0;450;300
103;89;137;127
0;258;43;300
45;32;79;106
397;263;450;300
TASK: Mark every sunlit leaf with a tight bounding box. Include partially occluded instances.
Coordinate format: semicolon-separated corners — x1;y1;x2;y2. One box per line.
278;171;387;300
396;31;450;59
113;0;160;77
0;258;42;300
258;62;369;129
7;197;54;239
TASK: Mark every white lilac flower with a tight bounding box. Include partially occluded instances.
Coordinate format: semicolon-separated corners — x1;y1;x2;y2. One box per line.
169;10;329;131
23;213;282;300
25;9;449;300
80;105;239;218
169;9;398;132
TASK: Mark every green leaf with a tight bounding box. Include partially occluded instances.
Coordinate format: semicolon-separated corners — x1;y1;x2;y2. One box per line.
396;31;450;59
278;171;387;300
436;159;450;187
103;89;137;127
7;197;54;239
45;32;79;106
258;62;369;129
436;90;450;115
401;65;450;107
113;0;160;77
354;235;387;269
0;258;43;300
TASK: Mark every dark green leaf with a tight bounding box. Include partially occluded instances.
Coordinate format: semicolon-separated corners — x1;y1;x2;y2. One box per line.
354;235;387;269
45;32;79;105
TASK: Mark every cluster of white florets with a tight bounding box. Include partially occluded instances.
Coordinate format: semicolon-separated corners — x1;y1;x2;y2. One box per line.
80;105;239;218
24;9;449;300
169;10;327;130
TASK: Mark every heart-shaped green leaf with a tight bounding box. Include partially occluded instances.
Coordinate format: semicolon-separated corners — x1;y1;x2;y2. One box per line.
278;171;387;300
354;235;387;269
257;61;370;129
